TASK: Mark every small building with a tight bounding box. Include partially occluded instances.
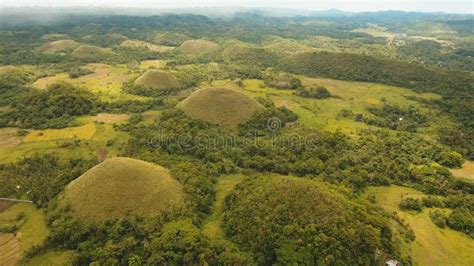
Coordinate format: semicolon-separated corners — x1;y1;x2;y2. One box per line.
386;259;401;266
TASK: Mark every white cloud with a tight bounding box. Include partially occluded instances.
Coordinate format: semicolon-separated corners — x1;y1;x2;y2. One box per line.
1;0;473;14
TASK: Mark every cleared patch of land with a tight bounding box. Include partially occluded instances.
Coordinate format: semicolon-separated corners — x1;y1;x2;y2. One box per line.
93;113;129;124
365;186;474;265
32;64;146;101
450;161;474;180
0;128;21;148
120;40;174;52
23;123;96;142
62;157;185;221
140;60;166;69
0;233;21;266
178;87;263;128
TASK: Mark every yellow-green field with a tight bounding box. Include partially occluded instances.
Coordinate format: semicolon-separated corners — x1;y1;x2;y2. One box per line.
0;127;21;148
23;123;96;142
365;186;474;265
0;203;49;264
32;64;147;101
202;174;246;239
25;250;76;266
450;161;474;180
209;78;446;137
140;60;167;69
141;110;162;123
0;123;129;163
0;233;21;266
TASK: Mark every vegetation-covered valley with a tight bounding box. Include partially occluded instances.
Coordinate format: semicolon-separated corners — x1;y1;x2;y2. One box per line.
0;7;473;265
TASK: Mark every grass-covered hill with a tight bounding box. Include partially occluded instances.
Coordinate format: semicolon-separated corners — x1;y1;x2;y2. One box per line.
152;32;191;46
133;69;180;90
223;175;402;265
178;87;263;127
61;157;185;221
39;39;79;53
71;45;115;59
178;39;219;55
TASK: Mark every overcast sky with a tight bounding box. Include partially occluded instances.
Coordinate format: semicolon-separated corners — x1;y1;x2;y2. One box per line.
1;0;473;14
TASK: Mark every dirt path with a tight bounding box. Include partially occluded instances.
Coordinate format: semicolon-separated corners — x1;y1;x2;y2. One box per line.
202;174;245;240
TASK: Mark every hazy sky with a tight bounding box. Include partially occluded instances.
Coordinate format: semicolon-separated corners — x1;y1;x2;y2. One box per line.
1;0;473;14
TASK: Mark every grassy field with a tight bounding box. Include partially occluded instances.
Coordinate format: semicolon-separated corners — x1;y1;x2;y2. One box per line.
0;233;21;266
0;127;21;148
23;123;96;142
178;87;263;128
141;110;162;124
450;161;474;180
140;60;167;69
62;157;185;221
32;64;146;101
0;203;50;252
202;174;246;239
0;123;128;163
365;186;474;265
25;250;76;265
209;78;446;137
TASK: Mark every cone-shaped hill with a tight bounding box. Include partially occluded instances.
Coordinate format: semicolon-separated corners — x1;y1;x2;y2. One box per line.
178;87;263;128
61;157;185;222
134;70;180;90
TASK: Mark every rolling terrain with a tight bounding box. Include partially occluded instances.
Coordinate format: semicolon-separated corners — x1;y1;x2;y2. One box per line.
0;8;472;265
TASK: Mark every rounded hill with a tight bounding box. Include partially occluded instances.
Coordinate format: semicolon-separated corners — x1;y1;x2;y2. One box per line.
178;87;263;127
39;40;80;53
71;45;114;58
152;32;190;46
222;175;397;264
62;157;184;221
134;70;180;90
178;40;219;55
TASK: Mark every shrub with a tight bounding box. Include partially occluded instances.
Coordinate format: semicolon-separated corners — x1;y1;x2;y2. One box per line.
295;86;332;99
399;197;423;212
429;210;447;228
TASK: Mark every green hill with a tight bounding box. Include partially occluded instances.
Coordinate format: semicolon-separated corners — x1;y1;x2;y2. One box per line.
152;32;190;46
39;40;80;53
222;175;403;264
71;45;115;59
178;87;263;127
178;40;219;55
62;157;184;221
134;70;180;90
